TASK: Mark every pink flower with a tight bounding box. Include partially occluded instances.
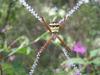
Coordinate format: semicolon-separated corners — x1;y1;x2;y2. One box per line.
73;41;87;55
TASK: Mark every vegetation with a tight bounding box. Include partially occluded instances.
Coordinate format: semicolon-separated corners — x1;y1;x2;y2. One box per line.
0;0;100;75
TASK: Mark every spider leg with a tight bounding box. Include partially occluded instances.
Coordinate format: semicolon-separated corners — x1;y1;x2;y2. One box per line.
59;16;66;30
38;35;52;52
56;36;82;74
41;17;52;32
56;35;72;52
29;36;52;75
60;47;81;75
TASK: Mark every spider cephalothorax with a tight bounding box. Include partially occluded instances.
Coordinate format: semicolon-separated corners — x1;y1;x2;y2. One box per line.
49;23;60;33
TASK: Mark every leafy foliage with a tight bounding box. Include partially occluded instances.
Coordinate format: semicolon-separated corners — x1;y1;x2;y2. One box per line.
0;0;100;75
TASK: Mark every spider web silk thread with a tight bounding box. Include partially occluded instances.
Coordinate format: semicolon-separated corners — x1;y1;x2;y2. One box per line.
61;47;81;75
19;0;85;23
59;0;85;24
29;50;42;75
19;0;42;22
29;36;52;75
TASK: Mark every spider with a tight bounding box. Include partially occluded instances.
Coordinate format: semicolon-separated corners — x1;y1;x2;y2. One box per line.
28;17;75;75
37;17;72;54
19;0;84;74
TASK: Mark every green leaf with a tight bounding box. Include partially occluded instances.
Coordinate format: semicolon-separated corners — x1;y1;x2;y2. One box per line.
2;63;15;75
62;58;87;65
90;49;100;57
91;57;100;66
8;36;30;56
54;71;67;75
8;46;32;56
17;47;32;55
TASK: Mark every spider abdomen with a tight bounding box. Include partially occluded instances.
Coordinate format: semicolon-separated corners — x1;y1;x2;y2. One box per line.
49;23;60;33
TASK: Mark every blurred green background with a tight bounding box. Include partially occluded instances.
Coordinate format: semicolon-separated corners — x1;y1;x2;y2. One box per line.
0;0;100;75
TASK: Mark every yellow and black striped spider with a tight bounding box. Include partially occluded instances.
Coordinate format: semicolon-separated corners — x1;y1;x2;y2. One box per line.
38;17;72;54
29;17;74;75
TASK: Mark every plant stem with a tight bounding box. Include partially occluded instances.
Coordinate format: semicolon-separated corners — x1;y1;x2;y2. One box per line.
0;65;3;75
